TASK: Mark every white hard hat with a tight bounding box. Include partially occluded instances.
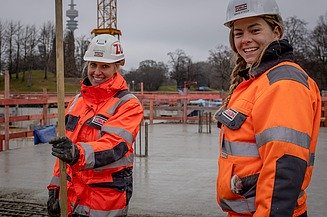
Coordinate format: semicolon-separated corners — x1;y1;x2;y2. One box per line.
224;0;281;27
83;34;125;64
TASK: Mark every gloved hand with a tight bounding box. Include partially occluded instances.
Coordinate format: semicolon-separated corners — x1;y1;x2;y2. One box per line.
50;136;80;165
47;188;60;217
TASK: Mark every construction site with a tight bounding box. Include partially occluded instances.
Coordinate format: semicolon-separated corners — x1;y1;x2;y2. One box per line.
0;117;327;217
1;0;327;217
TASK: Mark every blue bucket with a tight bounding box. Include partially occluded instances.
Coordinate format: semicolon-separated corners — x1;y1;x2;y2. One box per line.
33;125;57;145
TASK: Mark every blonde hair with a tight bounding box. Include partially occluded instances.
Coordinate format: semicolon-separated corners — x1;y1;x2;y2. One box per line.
221;15;284;110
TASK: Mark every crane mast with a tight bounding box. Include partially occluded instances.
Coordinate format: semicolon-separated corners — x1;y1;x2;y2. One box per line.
92;0;122;37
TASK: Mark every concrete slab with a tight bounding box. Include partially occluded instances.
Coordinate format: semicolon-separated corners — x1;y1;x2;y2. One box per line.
0;125;326;217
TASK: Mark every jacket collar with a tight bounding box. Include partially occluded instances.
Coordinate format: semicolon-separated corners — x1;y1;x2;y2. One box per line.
239;39;294;79
80;72;128;105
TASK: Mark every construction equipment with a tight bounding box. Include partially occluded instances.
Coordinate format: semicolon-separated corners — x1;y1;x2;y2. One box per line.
92;0;122;37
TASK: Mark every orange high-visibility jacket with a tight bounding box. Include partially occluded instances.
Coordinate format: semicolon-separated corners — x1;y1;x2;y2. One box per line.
48;72;144;216
216;40;321;217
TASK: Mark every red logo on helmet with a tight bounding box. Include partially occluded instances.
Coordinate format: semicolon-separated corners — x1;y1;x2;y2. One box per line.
113;43;123;55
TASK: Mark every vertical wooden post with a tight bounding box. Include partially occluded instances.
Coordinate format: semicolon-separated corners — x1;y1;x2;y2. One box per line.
209;112;212;134
140;82;144;95
198;110;202;133
55;0;68;216
183;98;187;123
4;70;10;150
144;122;148;157
205;112;208;133
138;123;142;156
149;99;154;125
42;88;48;126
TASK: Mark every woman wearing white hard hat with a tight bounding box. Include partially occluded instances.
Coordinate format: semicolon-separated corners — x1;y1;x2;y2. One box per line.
215;0;321;216
47;34;144;217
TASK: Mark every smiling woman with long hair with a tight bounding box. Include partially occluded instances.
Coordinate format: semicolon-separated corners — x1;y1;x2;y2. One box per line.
215;0;321;216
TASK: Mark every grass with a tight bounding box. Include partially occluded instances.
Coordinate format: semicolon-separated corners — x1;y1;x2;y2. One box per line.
0;70;80;93
158;85;177;91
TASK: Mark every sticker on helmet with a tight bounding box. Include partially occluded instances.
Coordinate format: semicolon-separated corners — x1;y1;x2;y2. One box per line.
94;51;104;57
235;3;248;13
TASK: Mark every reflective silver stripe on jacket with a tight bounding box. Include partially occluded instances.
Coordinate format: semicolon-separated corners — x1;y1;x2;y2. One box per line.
107;93;137;115
220;196;255;213
223;140;259;157
220;191;305;213
95;154;134;171
81;142;96;169
81;142;134;170
267;65;309;88
67;93;81;113
49;176;60;186
256;126;310;149
73;204;128;217
101;126;134;144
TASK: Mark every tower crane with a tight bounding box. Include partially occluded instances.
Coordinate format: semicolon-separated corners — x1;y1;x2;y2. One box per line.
91;0;122;37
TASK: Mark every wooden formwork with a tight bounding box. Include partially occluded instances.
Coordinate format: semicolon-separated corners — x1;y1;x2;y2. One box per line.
2;91;325;151
0;91;223;151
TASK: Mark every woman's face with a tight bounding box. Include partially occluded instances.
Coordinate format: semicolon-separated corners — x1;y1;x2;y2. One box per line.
87;61;117;86
233;16;280;65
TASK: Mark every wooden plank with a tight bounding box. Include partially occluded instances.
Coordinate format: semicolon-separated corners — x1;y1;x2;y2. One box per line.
0;131;34;140
0;113;58;123
55;0;68;215
0;98;47;106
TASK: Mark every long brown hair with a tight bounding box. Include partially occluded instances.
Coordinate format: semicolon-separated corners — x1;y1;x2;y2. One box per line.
220;15;284;110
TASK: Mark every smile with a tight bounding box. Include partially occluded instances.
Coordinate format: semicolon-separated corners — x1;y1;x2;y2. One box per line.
244;47;258;53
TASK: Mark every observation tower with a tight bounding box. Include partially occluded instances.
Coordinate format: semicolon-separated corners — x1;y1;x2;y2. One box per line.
66;0;78;32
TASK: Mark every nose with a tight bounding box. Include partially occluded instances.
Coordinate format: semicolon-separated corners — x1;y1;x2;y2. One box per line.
94;66;102;75
241;32;252;45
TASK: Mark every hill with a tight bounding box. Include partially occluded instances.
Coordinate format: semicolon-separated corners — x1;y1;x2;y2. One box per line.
0;70;80;93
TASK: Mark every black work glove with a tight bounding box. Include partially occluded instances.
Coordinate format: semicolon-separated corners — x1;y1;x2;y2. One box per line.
50;136;80;165
47;188;60;217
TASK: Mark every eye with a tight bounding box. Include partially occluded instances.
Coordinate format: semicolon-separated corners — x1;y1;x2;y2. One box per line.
234;31;243;38
251;28;261;34
102;64;110;69
89;62;97;68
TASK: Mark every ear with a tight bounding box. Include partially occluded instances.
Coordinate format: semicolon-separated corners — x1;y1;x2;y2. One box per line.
273;26;282;39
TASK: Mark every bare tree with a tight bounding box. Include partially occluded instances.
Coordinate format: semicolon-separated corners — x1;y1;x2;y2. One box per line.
167;49;192;90
21;25;37;83
208;45;232;91
189;61;211;88
139;60;167;91
13;22;23;79
284;16;309;57
0;21;7;71
308;12;327;89
310;13;327;61
124;60;168;91
4;21;18;79
38;21;55;79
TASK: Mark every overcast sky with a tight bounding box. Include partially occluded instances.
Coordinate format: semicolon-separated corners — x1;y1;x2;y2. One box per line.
1;0;326;70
